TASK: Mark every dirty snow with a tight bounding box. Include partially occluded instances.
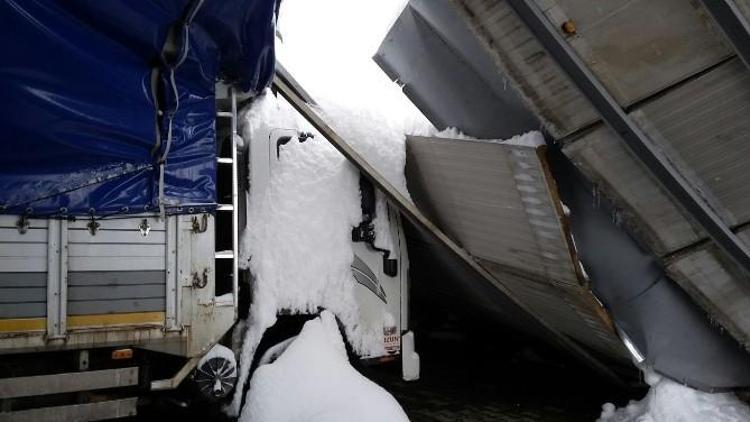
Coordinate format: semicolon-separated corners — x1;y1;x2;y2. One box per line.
598;370;750;422
239;311;409;422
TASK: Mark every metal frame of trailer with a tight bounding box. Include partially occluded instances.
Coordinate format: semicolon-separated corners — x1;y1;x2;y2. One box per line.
0;84;243;420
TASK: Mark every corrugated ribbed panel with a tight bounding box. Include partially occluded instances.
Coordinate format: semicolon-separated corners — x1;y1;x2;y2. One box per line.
532;0;731;105
448;0;750;351
633;59;750;226
479;258;626;358
406;135;626;359
66;217;167;315
564;57;750;253
666;227;750;347
453;0;732;138
450;0;598;137
564;126;704;255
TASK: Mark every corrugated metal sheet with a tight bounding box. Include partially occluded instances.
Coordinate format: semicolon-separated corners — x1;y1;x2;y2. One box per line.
563;57;750;250
564;126;704;255
450;0;750;348
633;59;750;226
665;226;750;347
452;0;732;138
533;0;731;105
406;135;627;359
560;57;750;346
450;0;598;137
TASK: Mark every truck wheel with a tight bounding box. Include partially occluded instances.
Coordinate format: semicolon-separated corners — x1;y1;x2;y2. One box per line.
194;344;238;400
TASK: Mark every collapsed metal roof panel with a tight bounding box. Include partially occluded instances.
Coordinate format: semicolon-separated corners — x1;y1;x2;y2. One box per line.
273;72;628;385
376;0;750;389
530;0;732;105
561;56;750;345
373;0;538;139
447;0;750;345
406;135;627;359
450;0;734;138
564;57;750;255
407;136;579;285
449;0;597;138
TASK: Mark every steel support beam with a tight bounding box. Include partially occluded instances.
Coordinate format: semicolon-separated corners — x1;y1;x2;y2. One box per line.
507;0;750;278
273;70;626;387
700;0;750;72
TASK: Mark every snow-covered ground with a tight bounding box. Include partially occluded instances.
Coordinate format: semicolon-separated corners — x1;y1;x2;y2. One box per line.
239;311;409;422
598;370;750;422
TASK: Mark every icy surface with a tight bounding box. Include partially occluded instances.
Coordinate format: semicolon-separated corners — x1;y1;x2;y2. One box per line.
598;370;750;422
239;311;409;422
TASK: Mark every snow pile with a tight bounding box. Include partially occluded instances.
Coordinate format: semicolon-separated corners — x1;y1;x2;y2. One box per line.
239;311;409;422
198;344;237;371
229;91;425;415
228;92;376;415
319;101;430;251
435;127;545;148
598;370;750;422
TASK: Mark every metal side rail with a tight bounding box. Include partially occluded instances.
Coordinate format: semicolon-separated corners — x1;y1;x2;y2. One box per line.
272;71;626;387
0;367;139;421
0;398;137;422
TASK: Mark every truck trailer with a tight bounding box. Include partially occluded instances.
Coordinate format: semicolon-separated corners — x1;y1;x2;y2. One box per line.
0;1;415;419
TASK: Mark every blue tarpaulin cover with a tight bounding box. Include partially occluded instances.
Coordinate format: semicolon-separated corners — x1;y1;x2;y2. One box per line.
0;0;276;216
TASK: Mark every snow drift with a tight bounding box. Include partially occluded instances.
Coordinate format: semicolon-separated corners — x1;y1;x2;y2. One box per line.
228;92;367;415
598;370;750;422
228;90;426;416
239;311;409;422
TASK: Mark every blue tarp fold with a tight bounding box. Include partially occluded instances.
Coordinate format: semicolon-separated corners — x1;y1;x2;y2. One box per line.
0;0;276;215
